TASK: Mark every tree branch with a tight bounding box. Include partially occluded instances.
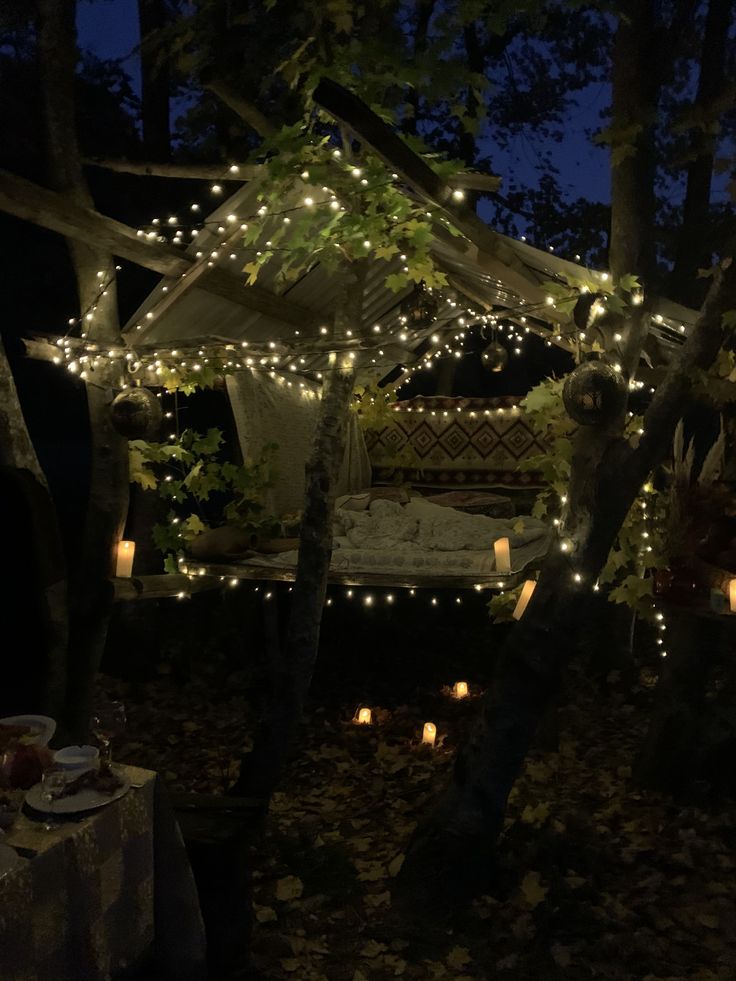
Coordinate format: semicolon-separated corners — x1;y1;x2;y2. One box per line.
83;158;263;181
204;76;277;139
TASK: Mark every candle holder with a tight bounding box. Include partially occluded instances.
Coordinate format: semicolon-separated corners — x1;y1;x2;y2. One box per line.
115;540;136;577
494;537;512;573
422;722;437;747
354;707;372;725
512;580;537;620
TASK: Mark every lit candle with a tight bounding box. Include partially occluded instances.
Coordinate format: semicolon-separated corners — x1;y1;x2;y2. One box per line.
422;722;437;747
512;580;537;620
355;707;372;725
494;537;511;573
729;580;736;613
115;540;136;577
453;681;469;699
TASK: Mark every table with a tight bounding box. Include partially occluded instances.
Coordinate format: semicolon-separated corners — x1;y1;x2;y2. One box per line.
0;765;206;981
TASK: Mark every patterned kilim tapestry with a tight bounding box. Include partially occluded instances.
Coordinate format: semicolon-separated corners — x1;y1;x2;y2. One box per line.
364;395;550;489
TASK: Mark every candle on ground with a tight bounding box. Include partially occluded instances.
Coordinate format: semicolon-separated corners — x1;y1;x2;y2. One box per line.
494;537;511;573
422;722;437;747
729;580;736;613
115;540;136;577
356;707;372;725
512;580;536;620
453;681;469;699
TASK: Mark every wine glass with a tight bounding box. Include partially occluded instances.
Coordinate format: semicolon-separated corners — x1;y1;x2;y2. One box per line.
40;770;66;832
90;701;127;769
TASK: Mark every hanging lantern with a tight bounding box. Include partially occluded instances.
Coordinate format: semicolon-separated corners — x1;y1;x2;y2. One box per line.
562;354;627;426
481;341;508;373
110;388;163;439
399;285;439;327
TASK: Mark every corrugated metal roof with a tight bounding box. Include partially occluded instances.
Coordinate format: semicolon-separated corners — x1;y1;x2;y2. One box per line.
122;171;698;374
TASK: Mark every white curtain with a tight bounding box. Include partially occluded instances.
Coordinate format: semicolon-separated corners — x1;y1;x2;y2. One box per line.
226;371;372;516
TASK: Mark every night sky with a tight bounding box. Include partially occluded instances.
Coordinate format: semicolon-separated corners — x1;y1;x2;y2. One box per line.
75;0;612;210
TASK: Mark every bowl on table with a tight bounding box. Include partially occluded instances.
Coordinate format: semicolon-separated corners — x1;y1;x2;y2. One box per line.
54;745;99;774
0;715;56;748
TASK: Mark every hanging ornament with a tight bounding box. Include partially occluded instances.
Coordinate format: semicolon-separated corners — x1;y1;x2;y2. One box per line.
562;354;627;426
110;388;163;439
400;284;439;327
481;341;508;373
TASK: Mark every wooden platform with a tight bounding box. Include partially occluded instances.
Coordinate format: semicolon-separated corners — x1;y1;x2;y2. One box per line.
178;560;525;592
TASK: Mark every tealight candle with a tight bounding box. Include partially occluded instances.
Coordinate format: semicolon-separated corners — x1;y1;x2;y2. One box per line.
729;580;736;613
512;580;537;620
356;707;372;725
453;681;469;699
422;722;437;747
115;540;136;577
494;537;511;573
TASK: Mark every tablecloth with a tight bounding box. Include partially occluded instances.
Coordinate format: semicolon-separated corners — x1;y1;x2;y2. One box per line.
0;765;206;981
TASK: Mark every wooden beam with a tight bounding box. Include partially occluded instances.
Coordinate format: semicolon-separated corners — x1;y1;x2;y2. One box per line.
83;158;263;181
113;573;221;601
0;168;189;276
312;78;543;298
0;169;322;329
188;562;520;591
448;173;502;193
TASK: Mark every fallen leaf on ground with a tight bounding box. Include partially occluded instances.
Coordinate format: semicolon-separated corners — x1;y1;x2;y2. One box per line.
276;875;304;901
519;870;548;909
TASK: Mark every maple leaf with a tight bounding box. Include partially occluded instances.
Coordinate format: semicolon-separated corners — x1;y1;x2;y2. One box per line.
552;944;572;967
388;853;405;877
446;946;472;969
254;904;277;923
275;875;304;901
361;939;388;958
520;871;548;908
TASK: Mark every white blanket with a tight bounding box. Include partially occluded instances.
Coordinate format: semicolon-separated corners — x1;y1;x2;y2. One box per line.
242;498;549;577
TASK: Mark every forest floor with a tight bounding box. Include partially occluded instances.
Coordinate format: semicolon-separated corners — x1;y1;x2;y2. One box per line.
108;591;736;981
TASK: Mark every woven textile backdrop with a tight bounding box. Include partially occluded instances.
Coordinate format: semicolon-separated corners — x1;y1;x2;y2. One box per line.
364;395;549;489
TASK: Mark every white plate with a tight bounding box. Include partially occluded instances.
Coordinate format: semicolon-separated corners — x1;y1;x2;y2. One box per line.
0;842;23;877
25;770;130;815
0;715;56;747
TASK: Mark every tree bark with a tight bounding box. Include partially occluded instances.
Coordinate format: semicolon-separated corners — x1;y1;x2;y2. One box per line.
232;263;366;798
0;336;68;716
669;0;733;305
36;0;129;738
138;0;171;160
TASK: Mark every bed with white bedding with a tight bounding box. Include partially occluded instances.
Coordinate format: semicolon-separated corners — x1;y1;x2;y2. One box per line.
235;496;549;584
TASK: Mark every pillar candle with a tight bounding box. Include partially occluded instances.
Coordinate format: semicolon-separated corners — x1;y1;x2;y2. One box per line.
453;681;469;699
356;707;372;725
494;537;512;573
422;722;437;747
512;580;536;620
729;580;736;613
115;541;136;577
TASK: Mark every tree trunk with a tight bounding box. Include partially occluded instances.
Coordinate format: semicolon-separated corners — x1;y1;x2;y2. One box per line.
608;0;659;288
36;0;130;738
669;0;733;305
0;336;68;716
398;257;736;904
232;263;366;798
138;0;171;160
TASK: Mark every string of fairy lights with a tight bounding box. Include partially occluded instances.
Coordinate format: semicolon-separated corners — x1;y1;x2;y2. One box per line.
47;153;690;662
